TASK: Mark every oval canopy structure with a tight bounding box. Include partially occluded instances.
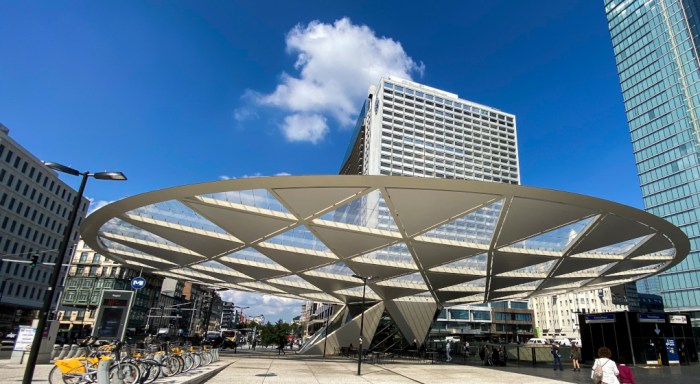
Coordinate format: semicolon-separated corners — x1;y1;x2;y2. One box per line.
81;175;689;305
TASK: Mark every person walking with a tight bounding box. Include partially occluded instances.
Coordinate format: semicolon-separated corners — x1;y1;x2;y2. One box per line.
617;357;636;384
445;340;452;362
277;335;286;355
551;343;563;371
591;347;619;384
571;342;581;371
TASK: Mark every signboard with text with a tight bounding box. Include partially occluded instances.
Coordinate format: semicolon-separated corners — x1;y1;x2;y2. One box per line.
13;325;35;351
668;315;687;324
639;313;665;323
666;338;680;364
585;314;616;324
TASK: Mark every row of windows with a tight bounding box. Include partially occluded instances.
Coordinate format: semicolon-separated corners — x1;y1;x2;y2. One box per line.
0;144;75;204
660;286;700;309
607;0;648;44
638;150;697;185
648;193;700;219
494;312;532;322
0;214;61;251
2;260;49;283
642;177;700;209
379;125;517;164
0;280;45;301
382;81;514;123
379;161;517;183
382;96;515;136
379;133;518;172
661;251;700;275
640;166;700;196
381;106;517;149
0;169;73;220
636;141;693;174
630;110;684;149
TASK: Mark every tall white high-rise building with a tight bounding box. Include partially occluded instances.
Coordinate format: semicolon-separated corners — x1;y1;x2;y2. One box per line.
341;76;520;184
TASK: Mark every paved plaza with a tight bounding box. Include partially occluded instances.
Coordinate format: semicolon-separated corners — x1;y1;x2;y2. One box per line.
1;347;698;383
207;348;700;384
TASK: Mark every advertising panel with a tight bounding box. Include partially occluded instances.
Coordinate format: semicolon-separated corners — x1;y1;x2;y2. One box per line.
92;290;134;341
638;313;665;323
13;325;35;351
665;338;680;364
668;315;687;324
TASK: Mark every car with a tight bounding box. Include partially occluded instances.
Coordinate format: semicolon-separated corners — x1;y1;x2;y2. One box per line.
205;331;223;347
526;338;549;345
554;339;571;346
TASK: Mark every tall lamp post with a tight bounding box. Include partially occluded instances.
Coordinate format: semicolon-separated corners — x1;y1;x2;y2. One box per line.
22;162;126;384
352;274;376;376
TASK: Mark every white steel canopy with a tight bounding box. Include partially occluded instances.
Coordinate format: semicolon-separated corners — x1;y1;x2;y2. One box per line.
81;176;689;305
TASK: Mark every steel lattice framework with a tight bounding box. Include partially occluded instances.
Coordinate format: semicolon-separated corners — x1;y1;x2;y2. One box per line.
81;176;689;306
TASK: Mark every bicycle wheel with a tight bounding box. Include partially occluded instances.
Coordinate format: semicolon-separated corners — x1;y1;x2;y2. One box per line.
50;364;89;384
202;351;213;366
109;361;140;384
160;355;181;377
173;355;186;374
182;353;194;372
138;359;162;384
190;353;202;369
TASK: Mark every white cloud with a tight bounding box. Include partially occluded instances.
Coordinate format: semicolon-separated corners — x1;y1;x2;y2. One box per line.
252;17;423;143
218;172;291;180
281;113;328;143
219;291;303;323
233;107;259;122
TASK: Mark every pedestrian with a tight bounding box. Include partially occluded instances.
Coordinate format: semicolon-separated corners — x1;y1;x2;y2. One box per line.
445;340;452;362
464;340;470;359
252;339;257;350
277;336;286;355
551;343;563;371
591;347;619;384
617;357;636;384
571;342;581;372
492;347;501;366
479;345;485;362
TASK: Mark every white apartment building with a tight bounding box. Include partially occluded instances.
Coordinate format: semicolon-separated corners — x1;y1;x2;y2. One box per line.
0;123;88;329
341;76;520;184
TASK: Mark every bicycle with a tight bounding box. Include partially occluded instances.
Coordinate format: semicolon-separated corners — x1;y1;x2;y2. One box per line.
49;339;141;384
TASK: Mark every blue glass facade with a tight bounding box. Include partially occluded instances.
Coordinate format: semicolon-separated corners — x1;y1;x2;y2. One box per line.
606;0;700;311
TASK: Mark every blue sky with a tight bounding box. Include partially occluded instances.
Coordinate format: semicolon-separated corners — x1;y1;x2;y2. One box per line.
0;1;636;321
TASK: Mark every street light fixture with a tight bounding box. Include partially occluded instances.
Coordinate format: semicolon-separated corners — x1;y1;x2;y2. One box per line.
22;162;126;384
352;274;377;376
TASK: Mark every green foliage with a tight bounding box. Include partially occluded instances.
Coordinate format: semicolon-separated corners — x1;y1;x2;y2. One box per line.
259;319;293;346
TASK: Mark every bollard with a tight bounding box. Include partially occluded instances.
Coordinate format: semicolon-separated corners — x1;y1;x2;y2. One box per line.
65;345;79;359
57;345;70;360
97;359;111;384
78;346;87;357
51;345;61;361
531;347;537;367
214;348;219;361
111;362;126;384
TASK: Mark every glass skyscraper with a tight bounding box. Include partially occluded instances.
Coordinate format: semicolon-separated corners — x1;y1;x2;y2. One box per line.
606;0;700;316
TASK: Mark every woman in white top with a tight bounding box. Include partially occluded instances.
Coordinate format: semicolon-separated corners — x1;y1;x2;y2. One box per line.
591;346;620;384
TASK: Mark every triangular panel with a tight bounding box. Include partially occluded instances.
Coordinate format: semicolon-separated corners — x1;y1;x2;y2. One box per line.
490;251;558;275
384;298;438;344
351;242;418;269
184;200;295;243
257;246;335;273
424;271;484;290
274;187;366;219
626;233;674;258
503;216;596;253
264;225;331;252
198;189;290;213
122;216;242;257
346;260;415;280
412;241;484;269
310;225;397;259
385;188;499;236
550;257;617;277
495;198;595;247
371;285;428;300
420;199;504;245
319;189;399;232
429;253;488;274
569;215;655;255
489;276;542;291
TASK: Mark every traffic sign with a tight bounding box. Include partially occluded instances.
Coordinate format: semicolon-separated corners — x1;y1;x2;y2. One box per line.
131;277;146;290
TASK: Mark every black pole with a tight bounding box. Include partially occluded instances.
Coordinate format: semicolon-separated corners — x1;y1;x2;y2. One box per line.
23;172;88;384
357;280;367;376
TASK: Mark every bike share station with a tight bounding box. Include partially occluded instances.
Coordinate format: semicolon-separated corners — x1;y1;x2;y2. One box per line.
579;311;697;366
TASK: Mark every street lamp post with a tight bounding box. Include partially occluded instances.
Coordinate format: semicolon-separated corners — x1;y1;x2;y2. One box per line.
352;274;376;376
22;162;126;384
